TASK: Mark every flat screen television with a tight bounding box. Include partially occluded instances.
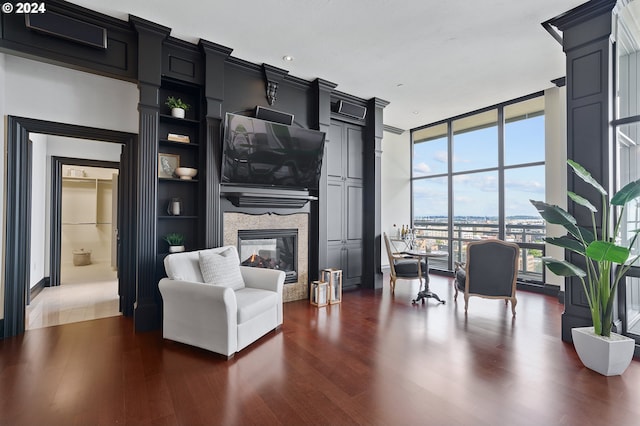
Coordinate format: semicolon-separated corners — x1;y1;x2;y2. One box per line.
221;112;326;191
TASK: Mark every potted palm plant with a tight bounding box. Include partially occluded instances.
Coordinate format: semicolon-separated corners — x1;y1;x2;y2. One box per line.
531;159;639;375
164;233;185;253
165;96;190;119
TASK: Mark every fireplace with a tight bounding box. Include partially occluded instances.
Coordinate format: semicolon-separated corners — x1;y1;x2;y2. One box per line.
223;212;309;302
238;229;298;284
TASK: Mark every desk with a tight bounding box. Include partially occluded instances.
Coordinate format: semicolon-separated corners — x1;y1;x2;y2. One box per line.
402;250;447;304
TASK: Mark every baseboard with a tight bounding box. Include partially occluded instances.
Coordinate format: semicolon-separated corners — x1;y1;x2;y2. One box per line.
516;281;560;297
29;277;48;302
134;301;160;332
0;319;4;339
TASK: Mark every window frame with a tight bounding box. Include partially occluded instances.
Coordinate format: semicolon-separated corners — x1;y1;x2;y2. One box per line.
410;91;546;284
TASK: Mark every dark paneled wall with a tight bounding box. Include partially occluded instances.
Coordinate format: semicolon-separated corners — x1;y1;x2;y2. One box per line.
0;0;387;332
0;0;137;81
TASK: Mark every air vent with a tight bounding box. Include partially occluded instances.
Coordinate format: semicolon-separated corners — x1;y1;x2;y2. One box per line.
336;100;367;120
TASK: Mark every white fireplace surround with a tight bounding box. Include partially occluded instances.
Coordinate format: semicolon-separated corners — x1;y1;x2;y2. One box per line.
223;212;309;302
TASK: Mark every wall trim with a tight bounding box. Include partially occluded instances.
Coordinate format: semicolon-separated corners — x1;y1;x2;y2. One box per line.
3;116;137;339
383;124;405;135
557;290;565;304
29;277;47;302
50;157;120;288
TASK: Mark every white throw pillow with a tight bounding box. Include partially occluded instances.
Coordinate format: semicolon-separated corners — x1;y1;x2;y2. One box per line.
198;248;245;290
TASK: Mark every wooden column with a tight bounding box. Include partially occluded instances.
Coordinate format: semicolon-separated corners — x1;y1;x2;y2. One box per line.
363;98;389;290
131;16;170;332
313;78;338;281
548;0;617;342
200;40;233;248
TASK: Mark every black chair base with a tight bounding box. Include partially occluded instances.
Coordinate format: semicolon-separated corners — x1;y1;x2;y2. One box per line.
412;289;445;304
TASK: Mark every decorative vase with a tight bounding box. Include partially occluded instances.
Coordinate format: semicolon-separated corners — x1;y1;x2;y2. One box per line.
571;326;635;376
174;167;198;180
168;245;185;253
167;198;181;215
171;107;185;119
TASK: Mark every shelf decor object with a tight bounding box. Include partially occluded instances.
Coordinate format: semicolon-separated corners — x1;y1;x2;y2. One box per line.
167;133;190;143
158;153;180;178
310;280;328;307
174;167;198;180
165;96;190;119
321;268;343;304
167;197;182;216
164;233;185;253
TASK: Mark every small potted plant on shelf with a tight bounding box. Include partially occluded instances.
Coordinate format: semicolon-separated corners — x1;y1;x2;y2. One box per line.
530;159;640;376
165;96;190;119
164;233;185;253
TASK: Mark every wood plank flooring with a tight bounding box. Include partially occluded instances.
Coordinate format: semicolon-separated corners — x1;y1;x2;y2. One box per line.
2;274;640;425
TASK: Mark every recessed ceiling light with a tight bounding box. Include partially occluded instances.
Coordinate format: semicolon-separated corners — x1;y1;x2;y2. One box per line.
396;83;404;88
413;111;420;115
282;55;294;62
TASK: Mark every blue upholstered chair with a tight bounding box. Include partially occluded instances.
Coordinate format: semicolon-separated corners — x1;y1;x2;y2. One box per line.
383;232;427;293
454;240;520;316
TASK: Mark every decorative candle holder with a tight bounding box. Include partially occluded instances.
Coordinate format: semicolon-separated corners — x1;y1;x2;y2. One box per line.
310;280;328;307
321;268;343;304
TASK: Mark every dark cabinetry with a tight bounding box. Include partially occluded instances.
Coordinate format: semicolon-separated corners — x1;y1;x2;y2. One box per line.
326;120;364;288
156;78;203;267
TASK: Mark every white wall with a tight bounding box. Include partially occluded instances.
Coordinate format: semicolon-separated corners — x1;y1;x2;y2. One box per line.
544;86;568;290
4;55;138;132
30;133;48;289
1;54;138;320
381;130;412;268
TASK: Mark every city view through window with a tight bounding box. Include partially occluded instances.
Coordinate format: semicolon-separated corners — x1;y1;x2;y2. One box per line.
410;95;546;283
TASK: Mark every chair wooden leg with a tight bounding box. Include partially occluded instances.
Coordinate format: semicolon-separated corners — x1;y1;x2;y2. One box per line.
454;284;459;301
390;277;396;293
464;294;469;313
511;297;517;317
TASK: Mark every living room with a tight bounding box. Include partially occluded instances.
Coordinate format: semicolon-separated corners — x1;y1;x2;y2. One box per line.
2;0;640;424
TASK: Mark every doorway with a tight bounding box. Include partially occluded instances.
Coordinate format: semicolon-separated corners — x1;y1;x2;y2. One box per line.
26;156;121;330
3;117;137;338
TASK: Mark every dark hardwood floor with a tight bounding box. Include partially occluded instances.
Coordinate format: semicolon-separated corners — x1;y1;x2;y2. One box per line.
2;274;640;425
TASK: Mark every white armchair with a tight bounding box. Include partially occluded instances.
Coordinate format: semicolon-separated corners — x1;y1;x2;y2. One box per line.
158;246;285;358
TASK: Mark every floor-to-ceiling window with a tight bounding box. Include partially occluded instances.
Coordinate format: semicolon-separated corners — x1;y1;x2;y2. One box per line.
615;0;640;344
411;93;546;284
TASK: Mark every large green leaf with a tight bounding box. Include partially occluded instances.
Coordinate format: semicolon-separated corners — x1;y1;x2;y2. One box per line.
585;241;629;264
545;236;586;254
567;159;607;195
577;226;595;244
530;200;581;239
568;191;597;213
542;257;586;277
611;178;640;206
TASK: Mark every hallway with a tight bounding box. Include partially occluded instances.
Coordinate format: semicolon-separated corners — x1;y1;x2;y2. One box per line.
26;262;120;330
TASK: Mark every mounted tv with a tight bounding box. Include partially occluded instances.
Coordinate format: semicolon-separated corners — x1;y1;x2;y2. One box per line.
221;113;326;191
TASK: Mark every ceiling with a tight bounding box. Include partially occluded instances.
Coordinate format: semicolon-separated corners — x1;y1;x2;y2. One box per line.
70;0;587;131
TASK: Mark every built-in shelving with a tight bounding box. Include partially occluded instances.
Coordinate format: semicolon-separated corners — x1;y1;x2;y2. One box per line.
156;77;204;273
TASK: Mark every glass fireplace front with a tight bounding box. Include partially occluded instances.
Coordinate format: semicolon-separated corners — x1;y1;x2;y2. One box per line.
237;228;298;284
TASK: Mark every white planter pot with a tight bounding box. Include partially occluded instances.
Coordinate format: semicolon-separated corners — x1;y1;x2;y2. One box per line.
571;326;635;376
171;107;185;119
168;245;185;253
